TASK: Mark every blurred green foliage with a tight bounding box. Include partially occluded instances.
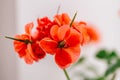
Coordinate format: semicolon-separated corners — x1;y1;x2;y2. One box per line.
71;49;120;80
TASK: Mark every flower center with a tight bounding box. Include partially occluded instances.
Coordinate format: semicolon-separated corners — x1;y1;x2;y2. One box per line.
58;40;66;48
24;39;33;44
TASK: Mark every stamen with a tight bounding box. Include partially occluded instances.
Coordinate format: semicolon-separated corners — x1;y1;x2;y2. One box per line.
58;40;65;48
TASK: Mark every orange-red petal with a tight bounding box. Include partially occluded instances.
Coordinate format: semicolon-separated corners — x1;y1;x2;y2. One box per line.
24;49;34;64
25;22;34;34
62;13;71;25
27;43;46;61
66;28;82;47
14;34;29;57
55;46;80;69
50;25;59;41
39;37;58;55
54;13;71;26
57;25;70;41
85;26;100;42
73;22;90;45
55;49;72;69
54;14;62;26
64;46;80;63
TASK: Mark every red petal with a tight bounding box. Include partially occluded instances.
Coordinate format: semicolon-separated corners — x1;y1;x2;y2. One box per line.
62;13;71;25
85;26;100;42
66;28;82;47
64;46;80;63
24;49;33;64
55;46;80;69
39;38;57;55
27;43;38;61
27;43;46;61
25;22;34;34
55;49;72;69
57;25;70;41
50;25;59;41
54;13;71;26
54;14;62;26
80;27;90;45
13;34;29;57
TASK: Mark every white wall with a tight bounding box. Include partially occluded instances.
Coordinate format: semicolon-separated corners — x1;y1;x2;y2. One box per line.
0;0;120;80
0;0;18;80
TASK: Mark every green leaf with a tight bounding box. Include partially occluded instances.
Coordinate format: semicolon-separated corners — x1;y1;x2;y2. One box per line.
106;50;118;64
96;49;108;59
108;50;117;59
96;49;118;63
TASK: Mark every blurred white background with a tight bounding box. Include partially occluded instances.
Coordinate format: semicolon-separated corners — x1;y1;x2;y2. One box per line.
0;0;120;80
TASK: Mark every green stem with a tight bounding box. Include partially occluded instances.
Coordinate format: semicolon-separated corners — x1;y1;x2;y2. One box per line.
63;69;71;80
56;4;61;14
70;12;77;27
5;36;32;44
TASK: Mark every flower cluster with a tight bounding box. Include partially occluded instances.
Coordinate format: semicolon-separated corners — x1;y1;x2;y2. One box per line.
10;13;99;69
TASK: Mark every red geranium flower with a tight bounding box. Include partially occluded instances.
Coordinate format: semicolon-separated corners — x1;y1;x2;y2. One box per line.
13;23;46;64
39;25;82;68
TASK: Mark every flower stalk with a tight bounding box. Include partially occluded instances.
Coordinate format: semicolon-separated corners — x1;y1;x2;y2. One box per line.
56;4;61;14
63;69;70;80
5;36;32;44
